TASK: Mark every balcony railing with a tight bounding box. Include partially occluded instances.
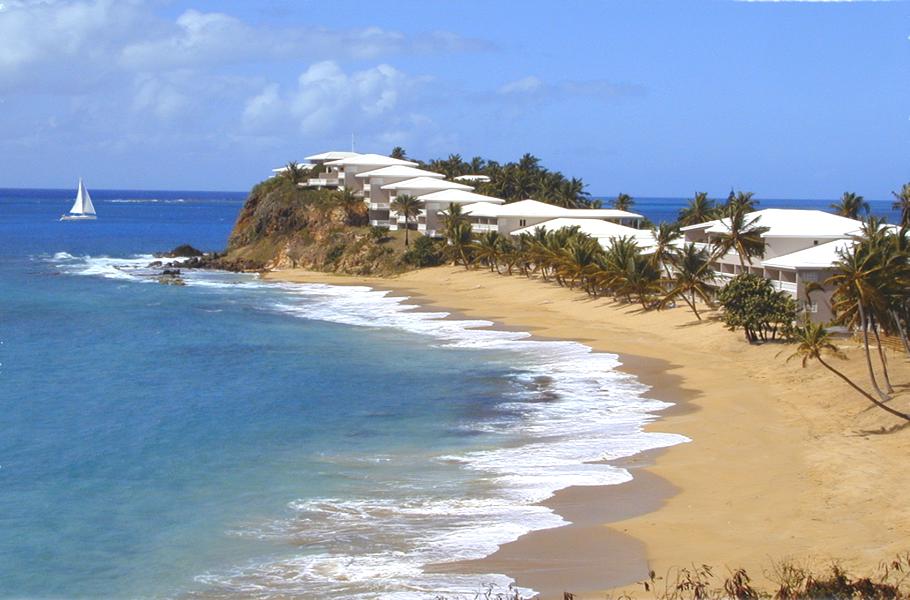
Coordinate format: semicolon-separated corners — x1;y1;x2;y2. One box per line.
770;280;798;295
369;202;390;210
306;177;340;187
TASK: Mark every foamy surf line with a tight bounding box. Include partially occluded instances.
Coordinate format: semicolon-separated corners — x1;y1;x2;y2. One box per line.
51;254;690;599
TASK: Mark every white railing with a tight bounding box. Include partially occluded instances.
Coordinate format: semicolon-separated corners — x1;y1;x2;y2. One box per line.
370;219;390;227
771;280;798;295
369;202;390;210
307;177;340;187
471;223;498;233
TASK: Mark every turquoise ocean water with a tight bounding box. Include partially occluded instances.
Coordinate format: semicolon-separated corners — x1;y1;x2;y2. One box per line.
1;189;888;598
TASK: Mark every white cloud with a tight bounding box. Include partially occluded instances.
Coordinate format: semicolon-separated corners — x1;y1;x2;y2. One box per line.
498;76;543;95
0;0;144;91
497;74;646;100
243;61;425;136
0;1;490;89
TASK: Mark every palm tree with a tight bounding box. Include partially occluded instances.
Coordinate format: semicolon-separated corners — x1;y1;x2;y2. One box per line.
282;161;306;185
650;222;682;279
677;192;716;226
827;242;891;399
623;253;662;310
390;147;408;160
892;183;910;228
830;192;869;220
448;221;474;269
472;231;505;272
611;193;634;211
725;190;758;212
441;202;469;240
390;194;421;246
594;236;641;301
787;322;910;422
711;203;767;269
660;243;717;320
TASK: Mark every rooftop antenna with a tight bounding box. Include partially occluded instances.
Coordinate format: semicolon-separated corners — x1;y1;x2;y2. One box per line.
351;133;355;152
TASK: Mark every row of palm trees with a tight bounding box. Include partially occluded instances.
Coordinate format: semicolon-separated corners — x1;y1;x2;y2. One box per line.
437;205;718;320
429;193;910;422
676;186;910;228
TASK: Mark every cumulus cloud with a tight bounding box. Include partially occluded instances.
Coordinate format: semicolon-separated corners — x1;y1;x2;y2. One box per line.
0;1;490;89
243;61;427;136
0;0;144;91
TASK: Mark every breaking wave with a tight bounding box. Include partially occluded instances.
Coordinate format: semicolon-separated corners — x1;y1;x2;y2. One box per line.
49;253;689;599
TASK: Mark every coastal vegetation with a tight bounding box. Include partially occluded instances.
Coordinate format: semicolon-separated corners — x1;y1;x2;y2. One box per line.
415;152;592;208
213;174;418;275
440;555;910;600
212;164;910;420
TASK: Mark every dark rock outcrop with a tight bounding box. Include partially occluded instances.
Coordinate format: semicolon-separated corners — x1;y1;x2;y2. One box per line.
156;244;204;258
157;177;420;276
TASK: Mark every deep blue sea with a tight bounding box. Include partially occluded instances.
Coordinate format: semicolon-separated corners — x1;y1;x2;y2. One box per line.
0;188;690;599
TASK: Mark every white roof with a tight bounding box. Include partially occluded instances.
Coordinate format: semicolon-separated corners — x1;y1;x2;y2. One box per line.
271;163;314;173
356;165;444;180
462;198;642;220
418;189;505;205
686;209;863;239
325;153;418;167
762;239;853;270
381;177;473;192
510;217;656;247
461;201;504;218
304;151;360;162
454;174;491;182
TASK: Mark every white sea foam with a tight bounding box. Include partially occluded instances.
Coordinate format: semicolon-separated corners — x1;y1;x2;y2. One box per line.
52;254;689;599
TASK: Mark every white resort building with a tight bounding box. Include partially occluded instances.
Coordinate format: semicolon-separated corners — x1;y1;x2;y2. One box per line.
682;209;866;322
511;217;657;250
463;199;644;235
313;153;419;193
291;149;645;239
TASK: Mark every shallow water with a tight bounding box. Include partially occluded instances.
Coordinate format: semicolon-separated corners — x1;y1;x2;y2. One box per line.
0;189;690;598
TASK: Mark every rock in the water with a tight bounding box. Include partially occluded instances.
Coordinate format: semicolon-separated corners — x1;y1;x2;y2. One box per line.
156;244;203;258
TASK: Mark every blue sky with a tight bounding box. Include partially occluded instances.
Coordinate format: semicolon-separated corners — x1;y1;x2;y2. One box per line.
0;0;906;198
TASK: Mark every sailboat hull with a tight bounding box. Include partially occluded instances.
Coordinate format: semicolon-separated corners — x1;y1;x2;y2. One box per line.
60;214;97;221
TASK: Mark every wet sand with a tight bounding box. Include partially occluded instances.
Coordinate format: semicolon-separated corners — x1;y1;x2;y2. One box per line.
262;266;910;599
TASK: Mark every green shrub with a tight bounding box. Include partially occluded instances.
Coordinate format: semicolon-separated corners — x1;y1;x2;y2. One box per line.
404;235;444;267
718;273;797;343
369;226;389;242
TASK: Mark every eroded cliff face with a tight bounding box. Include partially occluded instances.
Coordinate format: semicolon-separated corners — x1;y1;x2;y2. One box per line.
214;177;408;276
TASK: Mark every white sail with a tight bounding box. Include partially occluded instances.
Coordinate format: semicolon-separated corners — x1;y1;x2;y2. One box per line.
68;179;96;216
79;180;96;215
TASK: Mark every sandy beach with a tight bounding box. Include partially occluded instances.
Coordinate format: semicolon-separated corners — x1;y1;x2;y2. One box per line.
262;266;910;599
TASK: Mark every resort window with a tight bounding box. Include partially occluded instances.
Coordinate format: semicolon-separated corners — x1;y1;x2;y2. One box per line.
519;219;527;227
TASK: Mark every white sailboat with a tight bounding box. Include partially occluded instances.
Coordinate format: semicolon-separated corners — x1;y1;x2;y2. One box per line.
60;179;97;221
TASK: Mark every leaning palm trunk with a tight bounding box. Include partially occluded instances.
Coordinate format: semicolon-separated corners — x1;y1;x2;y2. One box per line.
870;320;895;393
890;308;910;356
817;356;910;422
690;290;701;320
859;303;889;400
